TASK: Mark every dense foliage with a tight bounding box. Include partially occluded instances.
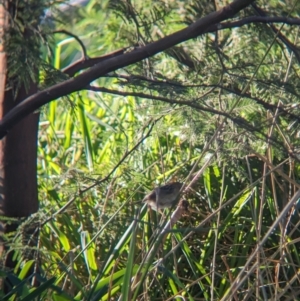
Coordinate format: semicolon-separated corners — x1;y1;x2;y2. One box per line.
2;0;300;300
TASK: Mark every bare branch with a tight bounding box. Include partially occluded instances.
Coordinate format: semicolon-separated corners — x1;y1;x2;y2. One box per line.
53;29;88;59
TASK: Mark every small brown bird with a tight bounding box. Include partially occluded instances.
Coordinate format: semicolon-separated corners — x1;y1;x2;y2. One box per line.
142;182;183;211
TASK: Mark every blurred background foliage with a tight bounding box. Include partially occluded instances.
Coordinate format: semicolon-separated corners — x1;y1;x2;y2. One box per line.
3;0;300;300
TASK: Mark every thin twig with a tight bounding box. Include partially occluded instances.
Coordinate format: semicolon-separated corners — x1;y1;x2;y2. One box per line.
53;29;88;59
41;118;158;226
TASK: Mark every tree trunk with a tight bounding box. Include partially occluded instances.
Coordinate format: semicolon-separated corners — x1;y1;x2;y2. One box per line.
0;88;39;267
0;0;40;290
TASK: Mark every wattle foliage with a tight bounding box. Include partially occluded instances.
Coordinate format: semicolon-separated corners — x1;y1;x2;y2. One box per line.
2;0;300;300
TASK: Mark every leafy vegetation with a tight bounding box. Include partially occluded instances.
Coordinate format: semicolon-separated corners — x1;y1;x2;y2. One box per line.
2;0;300;300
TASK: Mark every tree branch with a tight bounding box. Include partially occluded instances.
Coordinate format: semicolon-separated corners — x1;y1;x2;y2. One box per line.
62;47;134;77
100;74;300;123
85;85;285;149
64;16;300;76
207;15;300;33
250;3;300;63
53;29;88;59
0;0;255;138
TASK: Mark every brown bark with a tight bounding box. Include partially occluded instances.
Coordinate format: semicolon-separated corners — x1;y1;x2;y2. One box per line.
0;1;7;105
0;0;39;291
0;87;39;218
0;60;39;296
